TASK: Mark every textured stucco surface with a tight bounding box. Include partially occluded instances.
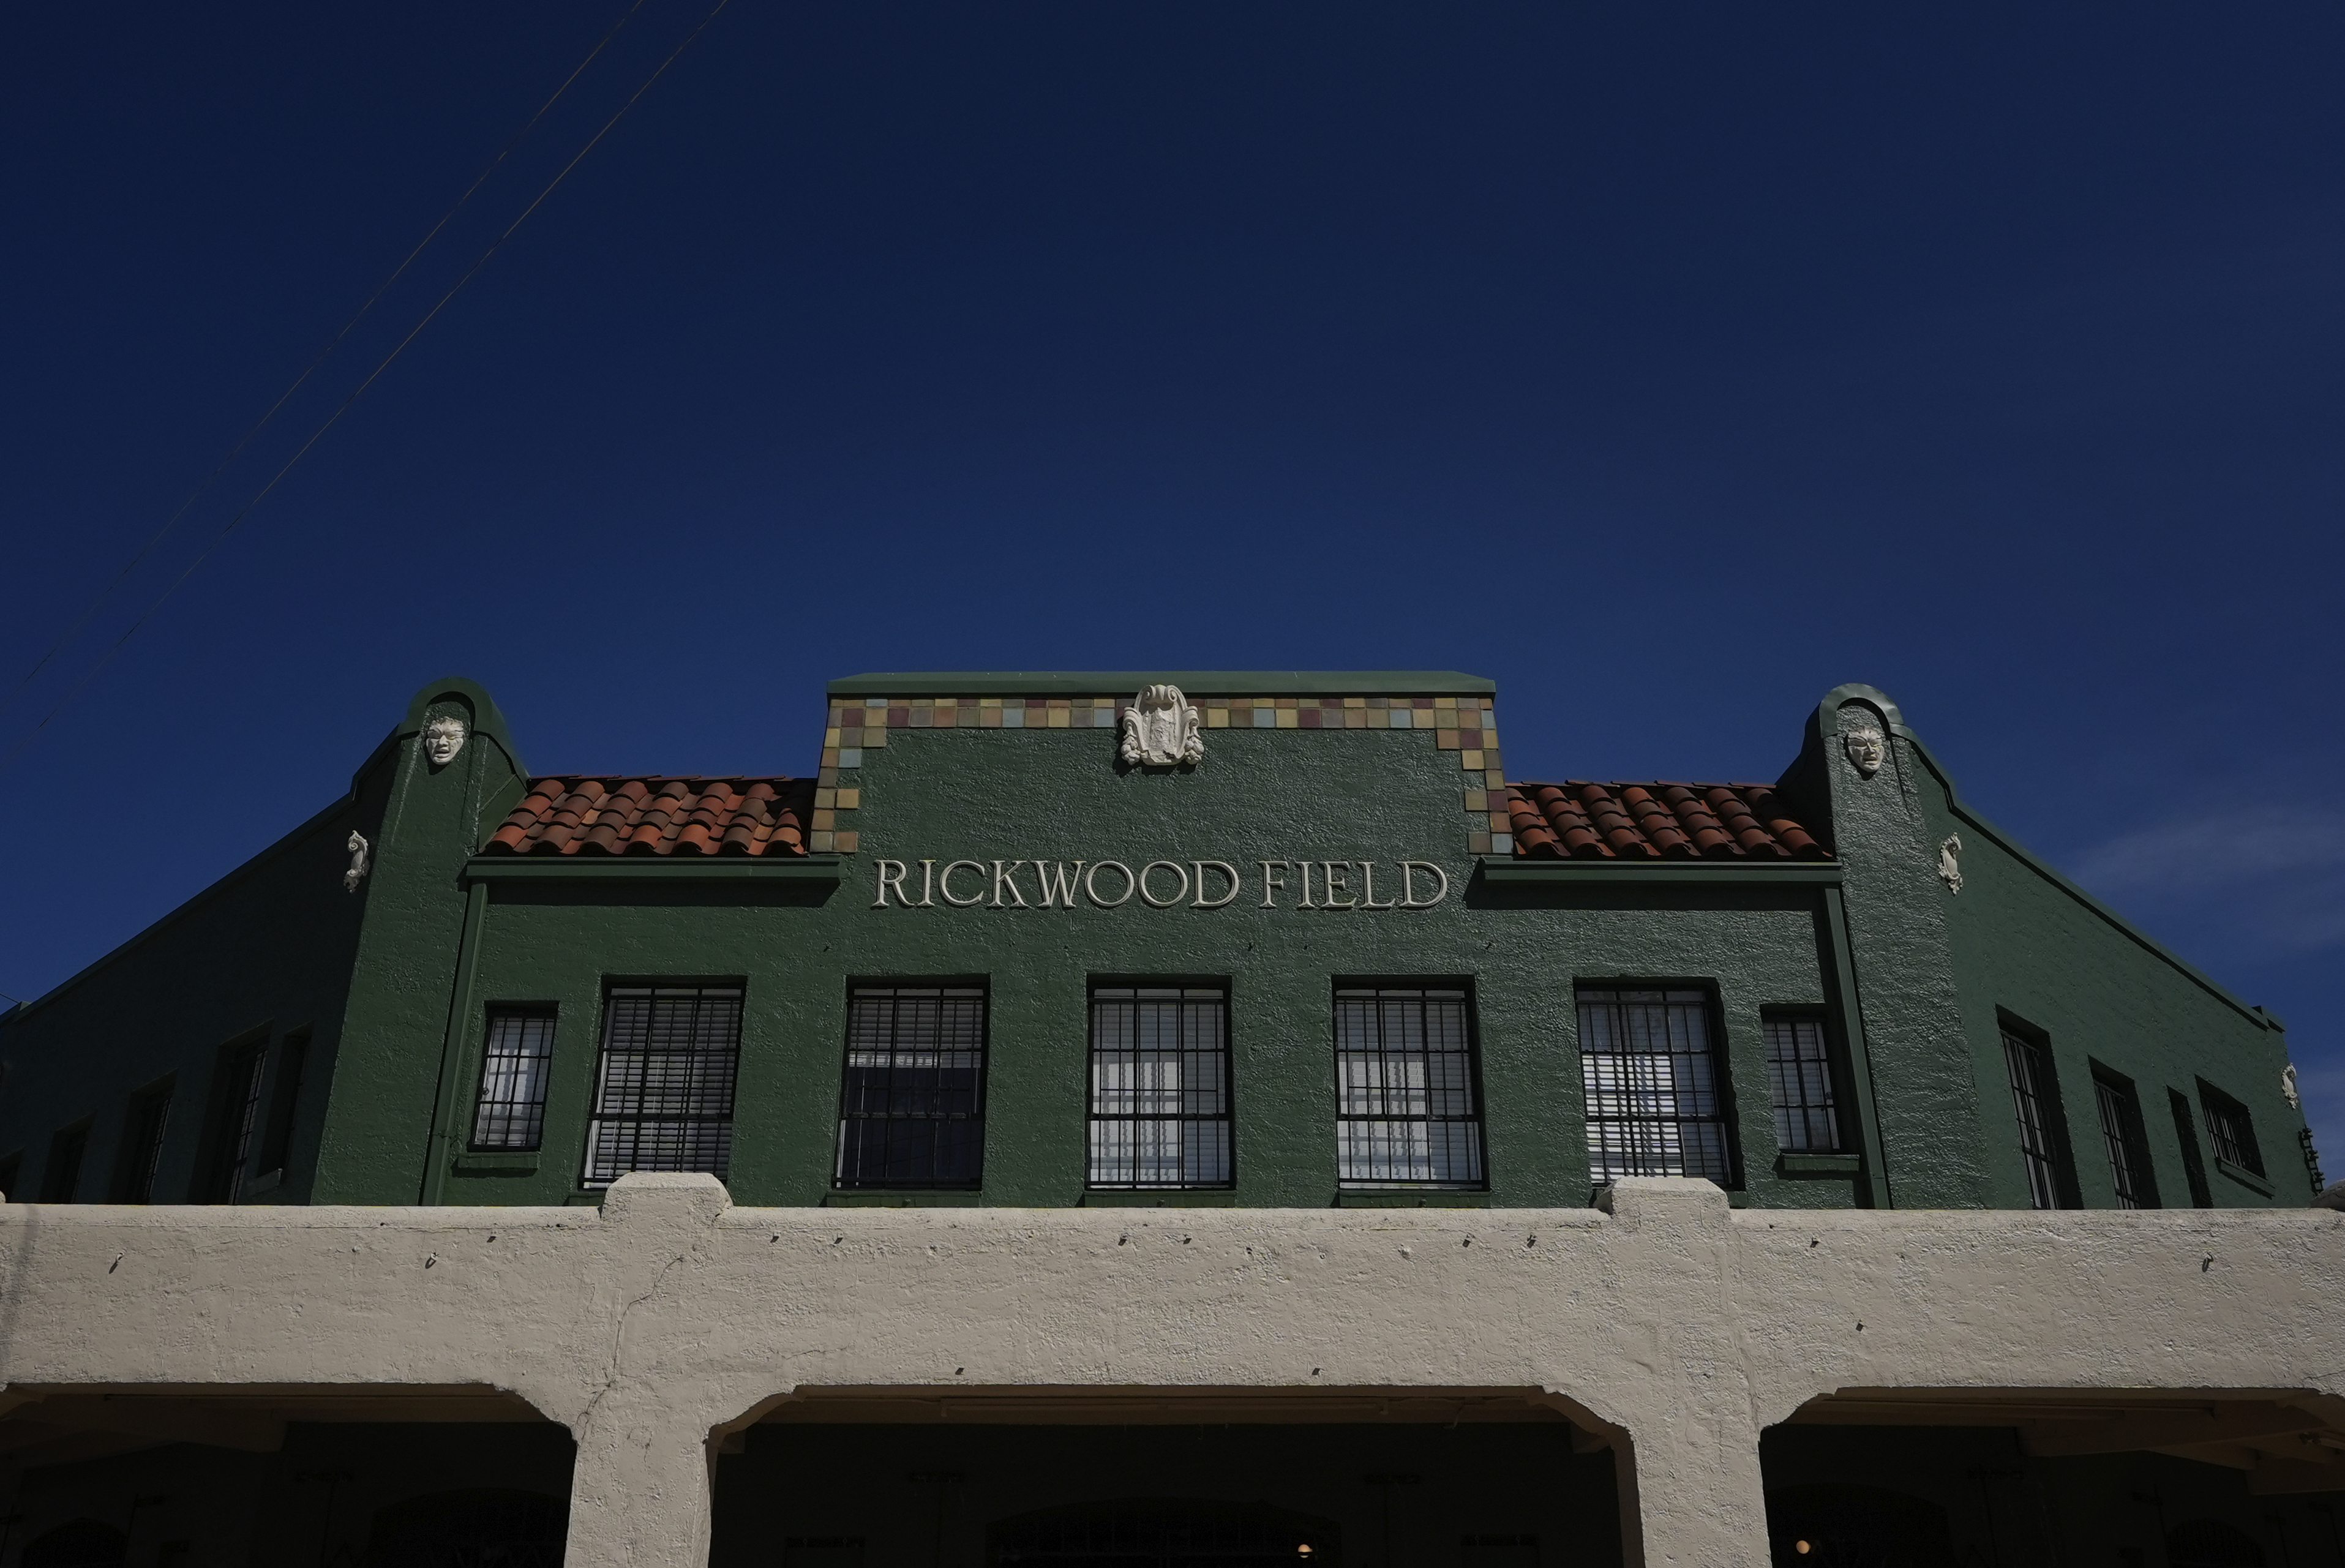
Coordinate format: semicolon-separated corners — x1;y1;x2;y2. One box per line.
0;1176;2338;1568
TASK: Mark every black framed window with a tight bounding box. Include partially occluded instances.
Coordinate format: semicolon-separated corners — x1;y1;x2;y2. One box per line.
471;1009;557;1151
111;1082;174;1204
835;985;987;1189
40;1123;90;1203
2092;1070;2158;1209
205;1042;268;1202
2199;1082;2263;1176
1088;986;1232;1189
1334;985;1483;1188
1762;1012;1842;1153
582;985;741;1187
1577;987;1733;1184
2001;1028;2065;1209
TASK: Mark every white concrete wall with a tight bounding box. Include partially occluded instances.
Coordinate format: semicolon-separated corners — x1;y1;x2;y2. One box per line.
0;1176;2337;1568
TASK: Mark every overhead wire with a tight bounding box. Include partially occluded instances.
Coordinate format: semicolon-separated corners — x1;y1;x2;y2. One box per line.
0;0;653;722
0;0;734;781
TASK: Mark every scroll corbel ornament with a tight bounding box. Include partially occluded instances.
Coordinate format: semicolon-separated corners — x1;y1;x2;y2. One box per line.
1937;833;1964;893
343;831;371;893
1119;684;1206;767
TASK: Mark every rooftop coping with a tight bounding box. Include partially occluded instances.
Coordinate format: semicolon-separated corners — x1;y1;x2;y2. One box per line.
827;671;1498;697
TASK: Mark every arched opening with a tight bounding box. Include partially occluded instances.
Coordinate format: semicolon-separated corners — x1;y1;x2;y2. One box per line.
21;1521;127;1568
1763;1484;1951;1568
361;1488;569;1568
991;1499;1338;1567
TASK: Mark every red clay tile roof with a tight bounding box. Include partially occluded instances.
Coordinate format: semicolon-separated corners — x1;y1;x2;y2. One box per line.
486;777;815;857
1506;781;1828;861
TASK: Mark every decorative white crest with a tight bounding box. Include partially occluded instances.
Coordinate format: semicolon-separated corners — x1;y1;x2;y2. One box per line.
343;830;371;893
421;715;468;767
2283;1063;2300;1110
1119;684;1205;767
1842;724;1886;778
1937;833;1964;894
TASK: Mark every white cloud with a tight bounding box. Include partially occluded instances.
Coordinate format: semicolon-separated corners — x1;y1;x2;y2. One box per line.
2073;806;2345;897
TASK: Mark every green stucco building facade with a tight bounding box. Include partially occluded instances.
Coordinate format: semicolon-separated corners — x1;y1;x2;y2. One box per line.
0;672;2313;1217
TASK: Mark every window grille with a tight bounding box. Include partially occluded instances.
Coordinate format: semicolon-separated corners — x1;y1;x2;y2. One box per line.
1088;986;1232;1188
113;1086;173;1204
1762;1014;1841;1153
834;985;986;1189
207;1044;268;1202
2092;1073;2156;1209
471;1010;557;1151
2199;1085;2262;1175
1576;988;1733;1184
1334;986;1483;1188
2001;1030;2063;1209
582;985;741;1187
40;1124;90;1204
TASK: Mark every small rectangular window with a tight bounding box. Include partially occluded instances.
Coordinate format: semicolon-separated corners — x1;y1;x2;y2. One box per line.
2092;1070;2158;1210
1334;985;1484;1188
205;1043;268;1202
1762;1012;1842;1153
2199;1081;2263;1176
1088;986;1232;1189
582;985;741;1188
2001;1028;2065;1209
471;1010;557;1151
40;1122;91;1203
1577;987;1733;1184
835;985;988;1189
112;1082;174;1204
2169;1087;2213;1207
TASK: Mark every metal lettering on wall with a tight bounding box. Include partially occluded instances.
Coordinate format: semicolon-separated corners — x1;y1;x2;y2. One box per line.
871;858;1451;910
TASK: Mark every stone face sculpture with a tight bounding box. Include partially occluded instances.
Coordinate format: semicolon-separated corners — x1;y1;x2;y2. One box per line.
1937;833;1964;894
343;831;370;893
421;715;468;767
1842;724;1887;778
1119;685;1205;767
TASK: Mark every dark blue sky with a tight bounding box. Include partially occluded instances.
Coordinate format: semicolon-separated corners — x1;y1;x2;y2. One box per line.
4;4;2339;1164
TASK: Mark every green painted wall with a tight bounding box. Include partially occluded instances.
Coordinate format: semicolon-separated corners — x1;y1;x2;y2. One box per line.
0;752;387;1206
419;719;1839;1209
6;672;2302;1214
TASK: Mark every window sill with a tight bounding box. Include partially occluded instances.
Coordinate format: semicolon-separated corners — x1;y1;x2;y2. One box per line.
1335;1190;1490;1208
246;1167;285;1195
826;1190;983;1207
455;1152;540;1176
1777;1153;1862;1176
1083;1190;1238;1207
2215;1158;2274;1198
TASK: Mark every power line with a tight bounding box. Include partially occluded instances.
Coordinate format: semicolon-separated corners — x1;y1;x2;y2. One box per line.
0;0;731;779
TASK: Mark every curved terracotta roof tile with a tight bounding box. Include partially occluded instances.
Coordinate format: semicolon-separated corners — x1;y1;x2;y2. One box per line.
1505;780;1831;863
484;776;816;857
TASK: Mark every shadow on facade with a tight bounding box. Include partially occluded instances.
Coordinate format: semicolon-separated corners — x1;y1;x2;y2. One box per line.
711;1388;1620;1568
1763;1389;2345;1568
0;1387;572;1568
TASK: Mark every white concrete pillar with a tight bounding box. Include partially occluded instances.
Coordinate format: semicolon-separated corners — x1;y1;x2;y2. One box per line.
560;1173;737;1568
563;1387;721;1568
1596;1179;1773;1568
